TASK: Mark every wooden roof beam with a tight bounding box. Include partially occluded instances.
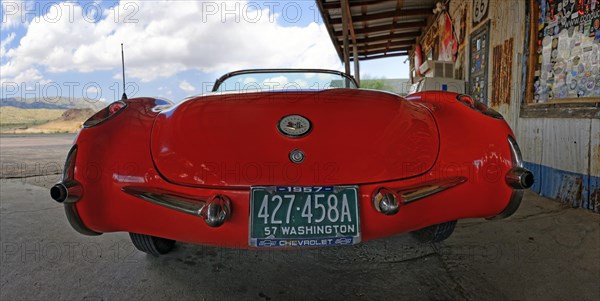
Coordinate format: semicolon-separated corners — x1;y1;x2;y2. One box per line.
358;46;413;56
321;0;389;10
333;20;427;36
316;0;345;61
356;52;409;61
358;44;412;54
329;8;431;24
341;31;419;44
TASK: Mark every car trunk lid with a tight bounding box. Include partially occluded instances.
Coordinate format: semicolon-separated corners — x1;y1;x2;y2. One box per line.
151;89;439;188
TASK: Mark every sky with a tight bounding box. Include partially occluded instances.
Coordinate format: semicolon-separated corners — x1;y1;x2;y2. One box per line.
0;0;410;103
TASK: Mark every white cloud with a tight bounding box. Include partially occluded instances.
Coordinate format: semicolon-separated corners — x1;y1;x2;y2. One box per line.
0;32;16;57
1;1;342;85
178;80;195;92
86;85;99;94
263;76;289;87
0;66;45;86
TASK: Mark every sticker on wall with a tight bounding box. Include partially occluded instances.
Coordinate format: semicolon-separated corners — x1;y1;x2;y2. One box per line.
584;20;592;36
586;79;596;91
472;0;489;26
570;79;578;90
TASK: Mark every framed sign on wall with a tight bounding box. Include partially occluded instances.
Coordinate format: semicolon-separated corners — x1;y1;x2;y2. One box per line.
469;21;490;103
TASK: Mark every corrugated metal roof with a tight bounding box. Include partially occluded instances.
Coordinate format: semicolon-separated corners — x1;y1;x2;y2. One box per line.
317;0;437;60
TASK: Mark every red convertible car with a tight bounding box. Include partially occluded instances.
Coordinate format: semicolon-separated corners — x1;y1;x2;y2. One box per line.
50;69;533;256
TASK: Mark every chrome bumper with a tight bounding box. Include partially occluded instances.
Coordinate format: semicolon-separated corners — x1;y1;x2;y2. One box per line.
489;136;534;219
122;186;232;228
50;145;101;236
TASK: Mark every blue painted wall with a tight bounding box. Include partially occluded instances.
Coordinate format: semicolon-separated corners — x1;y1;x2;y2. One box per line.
524;161;599;212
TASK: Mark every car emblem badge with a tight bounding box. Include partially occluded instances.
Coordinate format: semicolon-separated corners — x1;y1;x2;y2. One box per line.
278;115;311;138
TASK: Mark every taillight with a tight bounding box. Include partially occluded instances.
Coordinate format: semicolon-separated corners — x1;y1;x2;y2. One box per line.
456;94;504;120
457;94;474;106
83;101;127;128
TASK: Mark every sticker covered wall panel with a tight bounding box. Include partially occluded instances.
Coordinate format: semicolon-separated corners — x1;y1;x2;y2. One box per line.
534;0;600;102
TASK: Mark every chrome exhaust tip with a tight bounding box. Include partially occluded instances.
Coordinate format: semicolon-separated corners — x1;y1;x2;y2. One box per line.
50;180;82;203
372;188;401;215
200;195;231;227
50;183;67;203
506;167;534;190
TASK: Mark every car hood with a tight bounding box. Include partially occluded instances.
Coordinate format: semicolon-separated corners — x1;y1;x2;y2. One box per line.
151;89;439;188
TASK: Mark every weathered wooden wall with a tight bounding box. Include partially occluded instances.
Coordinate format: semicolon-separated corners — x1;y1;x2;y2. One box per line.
518;118;599;211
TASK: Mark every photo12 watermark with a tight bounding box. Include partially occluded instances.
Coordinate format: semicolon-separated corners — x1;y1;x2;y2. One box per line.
1;81;139;104
1;1;139;25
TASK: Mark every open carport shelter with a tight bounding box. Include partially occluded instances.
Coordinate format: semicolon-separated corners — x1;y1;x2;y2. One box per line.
317;0;599;212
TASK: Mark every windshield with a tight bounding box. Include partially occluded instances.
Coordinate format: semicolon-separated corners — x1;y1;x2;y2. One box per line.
212;69;358;92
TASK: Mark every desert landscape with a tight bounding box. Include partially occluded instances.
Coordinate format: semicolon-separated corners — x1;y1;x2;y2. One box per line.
0;97;103;134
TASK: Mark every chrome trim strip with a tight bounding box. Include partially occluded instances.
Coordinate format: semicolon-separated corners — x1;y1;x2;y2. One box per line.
122;186;231;227
396;176;468;204
122;186;208;216
508;135;524;168
372;177;467;215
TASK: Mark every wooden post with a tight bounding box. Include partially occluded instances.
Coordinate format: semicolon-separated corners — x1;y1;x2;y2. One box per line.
525;0;539;105
341;0;351;76
353;44;360;86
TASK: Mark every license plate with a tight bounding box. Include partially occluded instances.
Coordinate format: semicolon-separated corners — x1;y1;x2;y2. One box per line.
249;186;360;248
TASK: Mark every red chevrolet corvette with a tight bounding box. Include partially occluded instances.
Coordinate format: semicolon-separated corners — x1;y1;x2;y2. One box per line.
50;69;533;256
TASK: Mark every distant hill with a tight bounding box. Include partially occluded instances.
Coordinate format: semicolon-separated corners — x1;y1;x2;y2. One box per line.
0;106;66;126
0;96;108;111
0;108;95;134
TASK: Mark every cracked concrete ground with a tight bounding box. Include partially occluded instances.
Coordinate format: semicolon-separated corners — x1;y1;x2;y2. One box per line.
1;134;599;301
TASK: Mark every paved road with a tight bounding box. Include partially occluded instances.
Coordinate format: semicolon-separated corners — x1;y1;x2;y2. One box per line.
1;134;599;300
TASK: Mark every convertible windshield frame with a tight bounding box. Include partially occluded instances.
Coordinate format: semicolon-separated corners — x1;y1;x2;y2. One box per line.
212;68;358;92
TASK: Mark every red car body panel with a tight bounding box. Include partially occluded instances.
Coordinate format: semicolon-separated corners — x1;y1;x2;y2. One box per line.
151;90;439;187
62;89;521;248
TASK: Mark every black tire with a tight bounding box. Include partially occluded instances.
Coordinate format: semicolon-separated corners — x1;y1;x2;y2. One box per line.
411;220;457;243
129;233;175;256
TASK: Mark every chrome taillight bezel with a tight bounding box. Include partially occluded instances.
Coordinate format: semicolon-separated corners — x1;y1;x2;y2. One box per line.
456;94;504;120
507;135;524;168
83;101;128;128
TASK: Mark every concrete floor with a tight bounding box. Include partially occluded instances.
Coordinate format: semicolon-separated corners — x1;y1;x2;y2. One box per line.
1;134;599;301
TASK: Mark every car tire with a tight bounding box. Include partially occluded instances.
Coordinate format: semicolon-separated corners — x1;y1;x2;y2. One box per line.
411;220;457;243
129;233;175;256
